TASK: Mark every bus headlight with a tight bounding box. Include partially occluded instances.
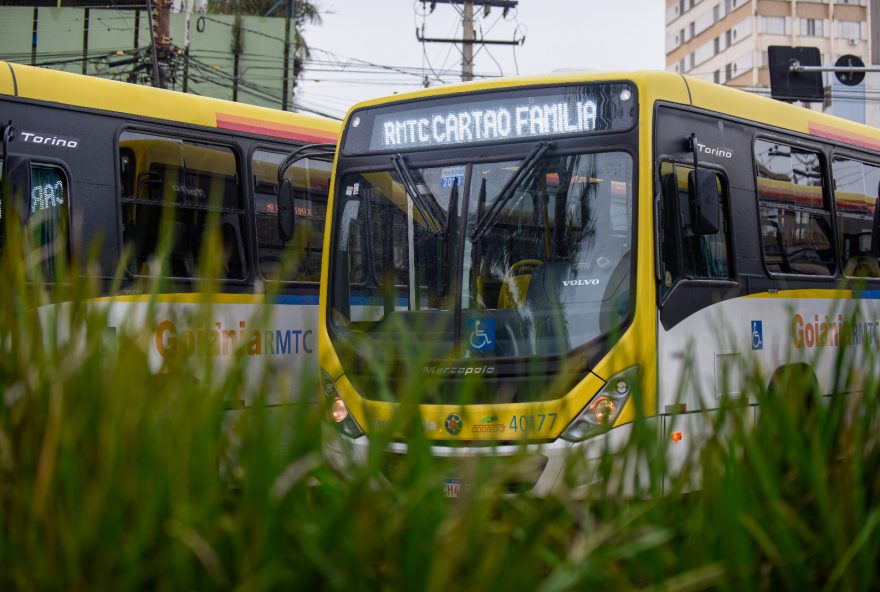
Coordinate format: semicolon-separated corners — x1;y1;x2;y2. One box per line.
320;369;364;439
561;366;639;443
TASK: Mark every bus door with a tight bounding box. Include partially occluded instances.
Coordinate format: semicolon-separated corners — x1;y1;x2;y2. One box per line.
653;112;744;483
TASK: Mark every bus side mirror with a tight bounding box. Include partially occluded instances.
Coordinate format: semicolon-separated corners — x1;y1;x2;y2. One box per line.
688;168;719;235
1;154;32;223
278;178;296;242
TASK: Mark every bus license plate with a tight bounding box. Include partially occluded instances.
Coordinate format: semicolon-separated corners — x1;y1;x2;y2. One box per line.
443;479;462;498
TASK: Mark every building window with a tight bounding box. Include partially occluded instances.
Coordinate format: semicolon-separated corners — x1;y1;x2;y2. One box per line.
713;3;721;21
714;37;720;54
800;18;824;37
836;20;862;40
759;16;786;35
713;69;720;83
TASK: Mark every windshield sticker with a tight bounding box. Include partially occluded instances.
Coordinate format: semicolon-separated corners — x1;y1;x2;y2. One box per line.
467;318;496;352
440;166;466;188
445;413;463;435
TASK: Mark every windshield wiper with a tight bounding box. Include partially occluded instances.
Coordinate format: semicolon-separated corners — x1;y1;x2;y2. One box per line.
390;153;445;235
470;141;552;242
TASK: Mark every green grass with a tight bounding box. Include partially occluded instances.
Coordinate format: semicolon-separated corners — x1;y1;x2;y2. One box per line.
1;231;879;590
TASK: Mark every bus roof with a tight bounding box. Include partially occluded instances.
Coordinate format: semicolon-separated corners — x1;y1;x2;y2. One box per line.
0;60;339;145
341;70;880;154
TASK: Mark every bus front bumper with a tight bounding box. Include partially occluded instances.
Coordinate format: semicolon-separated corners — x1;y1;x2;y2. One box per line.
322;421;649;497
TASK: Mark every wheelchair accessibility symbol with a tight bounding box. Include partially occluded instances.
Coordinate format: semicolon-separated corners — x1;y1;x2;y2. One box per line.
467;318;496;352
751;320;763;351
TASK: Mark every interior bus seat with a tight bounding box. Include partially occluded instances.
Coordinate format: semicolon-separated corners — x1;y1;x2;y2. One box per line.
497;259;543;309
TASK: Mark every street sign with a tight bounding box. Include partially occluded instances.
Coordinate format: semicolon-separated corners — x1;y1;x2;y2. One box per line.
768;46;824;102
835;54;866;86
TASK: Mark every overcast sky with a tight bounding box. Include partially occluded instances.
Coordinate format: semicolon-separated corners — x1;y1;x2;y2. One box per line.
294;0;666;119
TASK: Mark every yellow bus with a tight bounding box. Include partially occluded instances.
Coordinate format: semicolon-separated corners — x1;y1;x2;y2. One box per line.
0;61;340;405
317;71;880;496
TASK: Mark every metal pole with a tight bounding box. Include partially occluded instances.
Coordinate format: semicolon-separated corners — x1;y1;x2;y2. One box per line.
82;8;89;75
462;0;474;82
790;64;880;73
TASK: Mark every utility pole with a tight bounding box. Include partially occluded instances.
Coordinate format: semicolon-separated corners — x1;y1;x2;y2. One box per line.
417;0;522;83
146;0;172;88
462;1;474;81
282;0;296;110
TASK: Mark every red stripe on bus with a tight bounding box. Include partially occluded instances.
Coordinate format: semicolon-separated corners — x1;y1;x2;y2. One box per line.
808;123;880;151
215;113;336;143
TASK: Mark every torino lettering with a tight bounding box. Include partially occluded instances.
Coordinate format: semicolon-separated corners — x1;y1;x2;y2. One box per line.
19;131;79;148
155;320;314;358
791;313;880;349
383;100;597;148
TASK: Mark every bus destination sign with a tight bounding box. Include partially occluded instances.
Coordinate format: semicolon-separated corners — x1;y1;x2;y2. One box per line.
351;83;635;153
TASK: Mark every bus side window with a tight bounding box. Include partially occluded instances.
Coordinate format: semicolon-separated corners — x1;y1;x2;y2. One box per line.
119;131;246;280
252;150;331;283
754;139;835;276
832;156;880;278
659;162;731;297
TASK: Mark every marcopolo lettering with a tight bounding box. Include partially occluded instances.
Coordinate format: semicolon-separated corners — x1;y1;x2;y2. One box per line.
19;131;79;149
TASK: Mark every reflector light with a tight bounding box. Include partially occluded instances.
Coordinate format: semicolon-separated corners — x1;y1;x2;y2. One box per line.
671;431;683;442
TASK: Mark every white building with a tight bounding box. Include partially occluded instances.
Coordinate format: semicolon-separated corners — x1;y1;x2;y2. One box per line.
665;0;876;125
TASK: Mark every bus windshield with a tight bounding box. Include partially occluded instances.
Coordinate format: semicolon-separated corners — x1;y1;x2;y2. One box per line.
330;149;633;364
